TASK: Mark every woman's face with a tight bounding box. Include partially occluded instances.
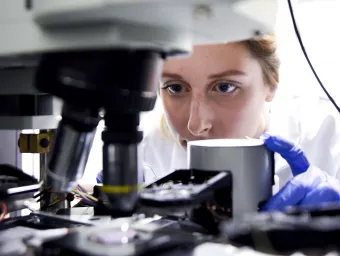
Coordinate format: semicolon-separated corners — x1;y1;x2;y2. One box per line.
161;42;276;145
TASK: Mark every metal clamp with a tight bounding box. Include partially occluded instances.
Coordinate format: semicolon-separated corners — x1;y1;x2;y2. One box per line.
18;130;53;153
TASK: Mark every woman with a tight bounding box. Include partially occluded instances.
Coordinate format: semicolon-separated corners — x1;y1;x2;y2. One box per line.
97;35;340;211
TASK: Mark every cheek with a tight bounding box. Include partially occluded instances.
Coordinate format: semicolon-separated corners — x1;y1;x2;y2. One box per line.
161;95;190;135
213;91;266;137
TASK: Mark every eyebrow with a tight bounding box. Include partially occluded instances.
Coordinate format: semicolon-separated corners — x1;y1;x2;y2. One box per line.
208;69;246;79
162;69;246;80
162;72;183;79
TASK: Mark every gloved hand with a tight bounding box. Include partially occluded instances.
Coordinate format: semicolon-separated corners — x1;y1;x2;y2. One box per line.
260;133;340;212
260;133;310;176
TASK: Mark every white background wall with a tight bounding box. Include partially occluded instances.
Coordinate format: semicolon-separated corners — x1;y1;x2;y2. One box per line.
276;0;340;99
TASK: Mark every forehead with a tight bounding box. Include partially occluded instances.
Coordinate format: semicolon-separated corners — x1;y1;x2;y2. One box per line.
163;42;255;75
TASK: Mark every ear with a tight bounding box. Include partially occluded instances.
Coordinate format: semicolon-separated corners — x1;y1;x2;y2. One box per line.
265;72;279;102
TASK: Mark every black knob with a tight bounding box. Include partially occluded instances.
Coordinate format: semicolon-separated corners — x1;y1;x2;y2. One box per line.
40;138;49;148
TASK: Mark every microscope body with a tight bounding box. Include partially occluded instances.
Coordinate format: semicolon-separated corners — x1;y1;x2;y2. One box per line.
0;1;278;55
0;0;278;217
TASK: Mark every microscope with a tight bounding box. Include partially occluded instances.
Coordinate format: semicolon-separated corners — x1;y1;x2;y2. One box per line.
0;0;278;214
6;1;337;255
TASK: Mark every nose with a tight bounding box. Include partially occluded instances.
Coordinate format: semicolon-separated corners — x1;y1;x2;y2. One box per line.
187;99;212;137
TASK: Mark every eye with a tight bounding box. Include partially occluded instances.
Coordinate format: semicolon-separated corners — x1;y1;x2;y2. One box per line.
167;84;184;94
214;82;237;93
161;82;189;95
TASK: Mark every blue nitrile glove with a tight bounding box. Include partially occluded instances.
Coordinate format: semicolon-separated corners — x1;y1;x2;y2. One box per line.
96;170;103;183
262;166;340;211
260;133;310;176
260;133;340;211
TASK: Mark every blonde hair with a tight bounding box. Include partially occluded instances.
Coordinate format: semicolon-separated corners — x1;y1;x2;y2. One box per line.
244;34;280;87
160;35;281;142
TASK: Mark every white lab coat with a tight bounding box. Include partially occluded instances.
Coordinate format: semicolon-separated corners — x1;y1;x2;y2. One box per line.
141;94;340;189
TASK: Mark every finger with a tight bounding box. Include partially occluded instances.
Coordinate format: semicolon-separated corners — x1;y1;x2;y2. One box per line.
260;133;295;154
260;133;309;176
301;183;340;206
261;179;306;212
